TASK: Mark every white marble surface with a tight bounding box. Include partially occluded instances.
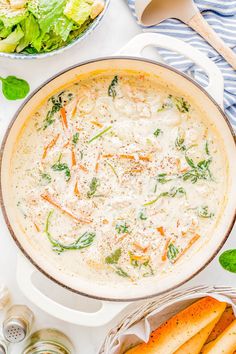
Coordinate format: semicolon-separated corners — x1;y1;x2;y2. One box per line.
0;0;235;353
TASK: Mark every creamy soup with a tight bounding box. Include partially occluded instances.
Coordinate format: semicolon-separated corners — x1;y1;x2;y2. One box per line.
11;71;227;284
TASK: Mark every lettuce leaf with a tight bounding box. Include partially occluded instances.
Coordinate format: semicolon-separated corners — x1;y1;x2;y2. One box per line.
0;8;27;27
28;0;66;34
0;25;24;52
16;13;40;52
64;0;92;25
53;15;74;41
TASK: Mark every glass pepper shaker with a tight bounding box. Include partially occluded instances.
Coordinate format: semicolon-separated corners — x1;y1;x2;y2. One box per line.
2;305;34;343
22;328;75;354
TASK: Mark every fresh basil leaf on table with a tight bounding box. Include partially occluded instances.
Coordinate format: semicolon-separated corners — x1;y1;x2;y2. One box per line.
219;249;236;273
0;75;30;100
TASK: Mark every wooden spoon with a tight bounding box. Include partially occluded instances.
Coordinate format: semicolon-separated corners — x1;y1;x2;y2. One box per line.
135;0;236;70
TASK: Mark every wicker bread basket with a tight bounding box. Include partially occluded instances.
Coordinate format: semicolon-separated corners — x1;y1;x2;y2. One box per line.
99;285;236;354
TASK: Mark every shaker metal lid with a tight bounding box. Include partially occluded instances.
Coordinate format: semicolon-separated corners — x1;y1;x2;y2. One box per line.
3;318;26;343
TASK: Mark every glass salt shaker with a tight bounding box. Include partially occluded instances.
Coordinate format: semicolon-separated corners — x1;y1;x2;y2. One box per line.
2;305;34;343
22;328;75;354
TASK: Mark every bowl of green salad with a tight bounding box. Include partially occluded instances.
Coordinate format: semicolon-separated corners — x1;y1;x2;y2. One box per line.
0;0;109;59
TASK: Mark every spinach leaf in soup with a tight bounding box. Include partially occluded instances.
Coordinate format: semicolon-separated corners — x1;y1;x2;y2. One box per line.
72;132;79;145
105;248;121;264
45;211;95;253
115;267;129;278
51;154;71;181
219;250;236;273
167;243;179;262
0;76;30;100
198;205;214;218
87;177;100;198
43;91;73;130
153;128;162;137
115;221;130;234
158;95;190;113
39;172;52;186
108;75;118;99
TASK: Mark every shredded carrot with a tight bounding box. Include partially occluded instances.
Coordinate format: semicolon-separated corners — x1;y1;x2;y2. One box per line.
139;155;151;162
42;134;60;159
63;141;70;148
173;234;200;264
119;154;135;160
180;167;189;173
117;233;129;241
78;164;88;173
133;242;149;252
95;153;101;173
102;219;109;224
91;120;103;128
60;107;68;129
72;100;78;118
71;148;76;167
34;222;40;232
181;231;187;237
156;226;165;236
41;193;91;224
74;181;80;198
131;253;150;263
162;238;171;262
102;154;114;158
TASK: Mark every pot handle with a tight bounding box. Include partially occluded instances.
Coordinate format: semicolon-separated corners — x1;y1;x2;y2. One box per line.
16;255;130;327
118;33;224;107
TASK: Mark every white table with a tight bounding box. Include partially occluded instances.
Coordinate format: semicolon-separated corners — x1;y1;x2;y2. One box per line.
0;0;235;352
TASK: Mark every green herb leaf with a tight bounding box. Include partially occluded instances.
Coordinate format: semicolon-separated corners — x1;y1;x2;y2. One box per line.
115;221;130;234
0;75;30;100
72;132;79;145
219;249;236;273
167;243;179;262
45;211;95;253
175;130;186;151
182;148;213;184
153;128;162;137
43;91;73;130
156;173;172;184
115;266;129;278
205;141;210;155
107;162;119;179
144;187;186;206
105;248;121;264
40;172;52;186
87;177;100;198
158;95;190;113
198;206;214;218
51;160;71;181
138;211;147;220
173;96;190;113
108;75;118;99
88;126;112;144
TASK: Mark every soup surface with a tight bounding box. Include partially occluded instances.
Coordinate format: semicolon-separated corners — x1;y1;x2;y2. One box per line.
11;71;227;284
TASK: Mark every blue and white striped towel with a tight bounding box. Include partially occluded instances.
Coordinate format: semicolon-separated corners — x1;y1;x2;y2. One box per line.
128;0;236;129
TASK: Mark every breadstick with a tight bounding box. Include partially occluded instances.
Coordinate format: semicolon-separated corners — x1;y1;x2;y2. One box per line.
125;297;226;354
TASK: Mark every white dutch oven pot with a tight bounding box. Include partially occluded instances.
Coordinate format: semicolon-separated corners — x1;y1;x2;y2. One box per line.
1;33;236;326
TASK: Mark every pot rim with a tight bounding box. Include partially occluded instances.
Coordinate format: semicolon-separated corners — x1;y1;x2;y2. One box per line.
1;56;235;302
